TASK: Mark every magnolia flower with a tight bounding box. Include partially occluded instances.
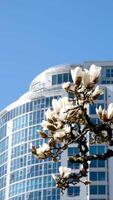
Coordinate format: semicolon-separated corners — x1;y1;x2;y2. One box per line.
96;103;113;122
89;64;101;83
71;64;101;89
41;120;56;131
52;99;61;113
52;97;73;114
82;69;90;87
63;124;71;133
71;66;83;85
39;143;50;151
96;105;103;117
42;97;73;132
53;130;66;142
52;174;58;181
31;143;51;159
107;103;113;119
92;86;103;99
62;82;71;92
45;109;54;121
59;166;71;178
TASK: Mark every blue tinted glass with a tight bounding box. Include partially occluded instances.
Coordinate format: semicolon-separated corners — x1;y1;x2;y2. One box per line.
68;186;80;196
98;94;104;100
58;74;62;84
52;75;57;85
68;161;79;169
90;160;97;168
68;147;79;156
98;145;105;154
98;185;106;194
101;80;106;84
89;104;96;114
98;160;105;167
90;172;97;181
90;185;97;194
90;146;97;155
98;172;105;181
63;73;68;82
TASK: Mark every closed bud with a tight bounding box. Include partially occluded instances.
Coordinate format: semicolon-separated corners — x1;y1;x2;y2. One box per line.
37;130;48;138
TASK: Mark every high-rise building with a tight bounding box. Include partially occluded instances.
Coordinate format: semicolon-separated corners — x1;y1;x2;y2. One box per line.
0;61;113;200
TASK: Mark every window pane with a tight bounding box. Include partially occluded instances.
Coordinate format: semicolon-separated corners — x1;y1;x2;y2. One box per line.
58;74;62;84
68;186;80;196
98;185;106;194
98;145;105;154
52;75;57;85
98;172;105;181
98;160;105;168
90;172;97;181
90;185;97;194
90;160;97;168
90;146;96;155
63;73;68;82
89;104;96;114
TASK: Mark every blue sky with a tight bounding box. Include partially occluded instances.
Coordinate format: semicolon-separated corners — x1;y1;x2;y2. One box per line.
0;0;113;110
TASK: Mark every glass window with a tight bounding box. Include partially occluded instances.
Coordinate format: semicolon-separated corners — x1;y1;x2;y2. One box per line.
90;172;97;181
68;161;79;169
98;145;105;154
111;69;113;77
90;160;97;168
90;146;97;155
68;147;79;156
89;104;96;114
98;172;105;181
98;160;105;168
63;73;68;82
106;69;110;77
90;185;97;194
101;80;106;84
98;93;104;100
90;172;105;181
58;74;62;84
98;185;106;194
68;186;80;196
52;75;57;85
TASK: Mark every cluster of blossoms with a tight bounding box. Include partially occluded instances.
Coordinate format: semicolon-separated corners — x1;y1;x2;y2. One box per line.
96;103;113;122
31;64;113;194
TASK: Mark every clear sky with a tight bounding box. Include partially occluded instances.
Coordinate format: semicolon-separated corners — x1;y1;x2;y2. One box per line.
0;0;113;110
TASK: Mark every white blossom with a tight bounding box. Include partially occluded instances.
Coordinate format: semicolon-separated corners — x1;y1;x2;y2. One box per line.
39;143;50;151
107;103;113;120
30;143;33;150
89;64;101;83
82;69;90;87
71;66;83;84
96;103;113;122
62;82;71;91
52;174;57;181
35;143;50;159
41;120;53;130
53;130;65;142
96;105;103;116
59;166;71;178
71;64;101;88
92;86;103;98
45;109;54;120
63;124;71;133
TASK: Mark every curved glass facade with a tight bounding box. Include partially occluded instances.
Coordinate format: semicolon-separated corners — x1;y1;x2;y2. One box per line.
0;62;113;200
0;65;73;200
